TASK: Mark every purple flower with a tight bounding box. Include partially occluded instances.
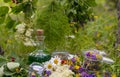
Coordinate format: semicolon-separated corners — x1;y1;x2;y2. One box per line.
86;52;90;57
88;74;96;77
71;57;76;63
46;70;51;76
81;72;89;77
69;65;74;70
91;54;96;60
78;67;85;73
31;76;36;77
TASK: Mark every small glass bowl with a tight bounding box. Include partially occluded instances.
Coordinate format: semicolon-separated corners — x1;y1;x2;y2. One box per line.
52;51;69;60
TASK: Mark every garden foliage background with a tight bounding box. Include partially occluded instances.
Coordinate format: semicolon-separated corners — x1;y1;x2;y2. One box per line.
0;0;120;75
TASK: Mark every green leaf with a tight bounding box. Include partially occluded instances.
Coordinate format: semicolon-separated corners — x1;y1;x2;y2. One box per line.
23;2;33;19
7;62;20;72
31;0;38;6
10;52;18;58
5;16;16;29
0;55;7;67
17;0;23;3
0;16;5;25
4;65;15;76
0;6;9;17
3;0;11;3
11;4;23;14
86;0;96;7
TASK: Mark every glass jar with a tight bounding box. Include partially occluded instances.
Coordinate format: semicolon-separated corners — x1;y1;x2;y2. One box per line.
28;62;44;77
83;50;103;71
52;51;69;60
28;29;51;64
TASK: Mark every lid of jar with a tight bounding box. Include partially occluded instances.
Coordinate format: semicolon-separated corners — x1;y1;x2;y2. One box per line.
36;29;44;36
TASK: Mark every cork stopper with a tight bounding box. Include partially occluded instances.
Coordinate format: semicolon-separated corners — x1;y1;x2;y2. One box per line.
36;29;44;36
36;29;45;41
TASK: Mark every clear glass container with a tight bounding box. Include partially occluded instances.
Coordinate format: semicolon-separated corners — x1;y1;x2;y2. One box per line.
83;50;103;71
52;51;69;60
28;29;51;64
28;62;44;77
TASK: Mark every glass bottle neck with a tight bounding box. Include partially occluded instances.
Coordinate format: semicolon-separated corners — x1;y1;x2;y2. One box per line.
36;36;45;50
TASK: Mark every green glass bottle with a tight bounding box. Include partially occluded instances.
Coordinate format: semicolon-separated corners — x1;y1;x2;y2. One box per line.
28;29;51;64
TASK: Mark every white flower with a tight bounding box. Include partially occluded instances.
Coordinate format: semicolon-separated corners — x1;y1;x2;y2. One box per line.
23;38;36;46
15;23;26;34
25;28;33;37
62;69;74;77
49;65;74;77
50;56;61;66
44;61;54;71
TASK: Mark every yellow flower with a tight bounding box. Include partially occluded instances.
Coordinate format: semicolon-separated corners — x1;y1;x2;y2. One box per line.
54;59;58;64
96;74;101;77
76;73;80;77
44;62;53;71
76;57;80;62
112;74;117;77
50;56;61;65
96;72;101;77
68;60;73;65
96;54;102;60
89;51;93;55
94;16;98;19
48;64;52;69
15;68;20;72
74;29;78;33
74;65;80;70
